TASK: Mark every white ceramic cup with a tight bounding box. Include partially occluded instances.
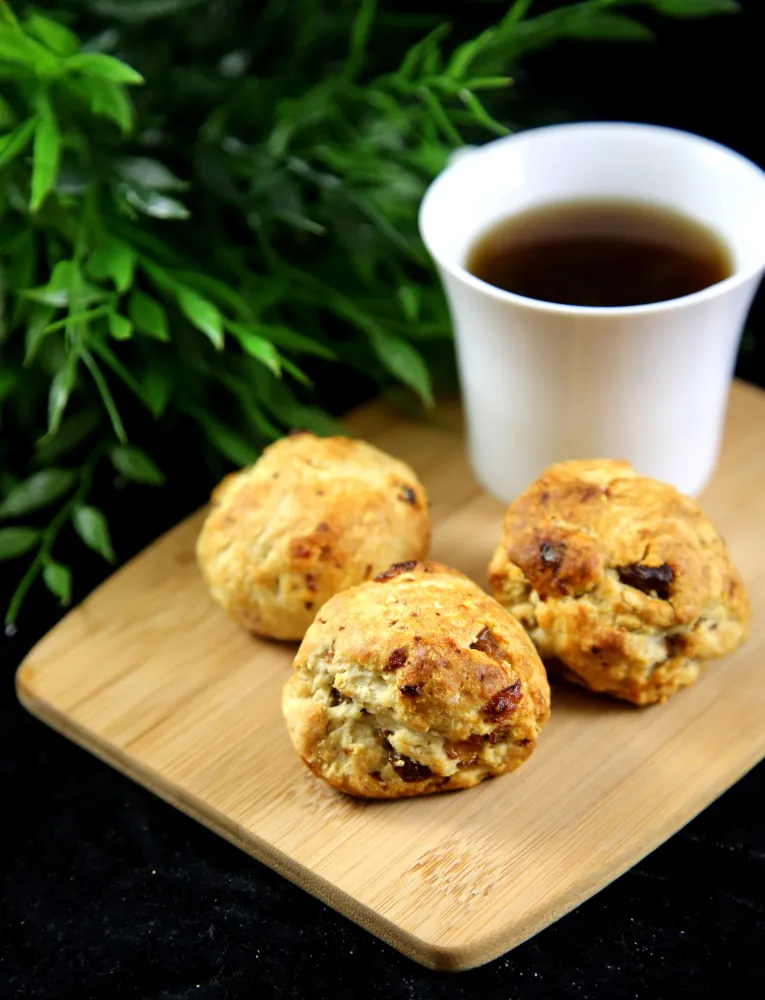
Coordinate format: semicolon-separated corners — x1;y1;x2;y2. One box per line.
419;122;765;502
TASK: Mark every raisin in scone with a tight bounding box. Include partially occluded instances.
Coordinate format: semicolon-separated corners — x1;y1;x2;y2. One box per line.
282;561;550;798
197;433;430;641
489;459;750;706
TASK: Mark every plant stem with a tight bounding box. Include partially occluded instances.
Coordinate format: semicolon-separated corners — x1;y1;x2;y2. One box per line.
5;455;98;629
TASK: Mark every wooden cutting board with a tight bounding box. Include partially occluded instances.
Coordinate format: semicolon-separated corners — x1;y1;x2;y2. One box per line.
16;380;765;972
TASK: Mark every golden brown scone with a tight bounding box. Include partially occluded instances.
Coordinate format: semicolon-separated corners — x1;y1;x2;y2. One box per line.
282;561;550;798
489;459;750;706
196;433;430;641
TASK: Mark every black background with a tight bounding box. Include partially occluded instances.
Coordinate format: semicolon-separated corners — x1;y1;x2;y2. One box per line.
3;3;765;998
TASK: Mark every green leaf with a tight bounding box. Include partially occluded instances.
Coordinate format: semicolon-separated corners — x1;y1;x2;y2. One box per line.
108;312;132;340
241;274;290;311
459;88;511;136
0;93;15;128
172;270;251;317
0;468;76;520
368;328;434;407
121;184;190;219
250;325;335;360
80;349;127;443
65;52;143;84
0;6;17;31
72;505;115;563
142;368;172;418
216;371;282;438
5;559;41;628
0;23;60;72
90;338;146;404
0;527;40;561
275;403;345;438
87;238;135;292
227;322;281;373
177;288;224;349
0;117;37;169
417;87;463;145
502;0;534;25
115;157;188;191
23;260;107;309
129;291;169;341
47;353;78;435
398;22;450;79
463;77;514;91
280;357;311;387
42;560;72;604
396;284;420;321
87;78;133;132
34;411;100;465
236;331;281;374
0;369;15;401
23;281;67;309
199;416;261;467
251;371;344;436
30;96;61;212
564;12;653;40
651;0;739;15
139;259;178;293
110;445;165;485
346;0;377;79
446;27;495;79
246;405;282;440
40;306;111;336
25;13;80;56
49;260;80;300
24;306;55;365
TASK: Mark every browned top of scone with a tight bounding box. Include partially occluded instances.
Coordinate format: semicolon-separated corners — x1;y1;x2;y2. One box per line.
494;459;748;629
296;560;550;738
211;431;427;511
197;433;431;638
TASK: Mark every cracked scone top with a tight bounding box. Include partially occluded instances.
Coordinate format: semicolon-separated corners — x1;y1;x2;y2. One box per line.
196;433;430;641
489;459;750;706
282;561;550;798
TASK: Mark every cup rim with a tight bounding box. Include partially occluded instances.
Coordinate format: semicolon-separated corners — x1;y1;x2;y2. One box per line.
418;121;765;318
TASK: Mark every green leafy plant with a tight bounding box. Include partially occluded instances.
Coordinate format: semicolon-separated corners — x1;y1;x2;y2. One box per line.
0;0;740;628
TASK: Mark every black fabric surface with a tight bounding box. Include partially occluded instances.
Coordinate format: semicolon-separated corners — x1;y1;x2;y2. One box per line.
4;5;765;998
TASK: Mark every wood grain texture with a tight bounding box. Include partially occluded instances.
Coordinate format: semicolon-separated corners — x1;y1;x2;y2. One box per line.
16;380;765;972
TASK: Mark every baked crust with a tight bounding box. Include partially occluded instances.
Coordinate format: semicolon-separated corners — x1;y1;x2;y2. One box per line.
489;459;750;705
197;433;430;640
282;561;550;798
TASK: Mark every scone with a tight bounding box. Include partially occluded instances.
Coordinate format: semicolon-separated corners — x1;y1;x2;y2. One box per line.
489;459;750;706
282;560;550;798
197;433;430;641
